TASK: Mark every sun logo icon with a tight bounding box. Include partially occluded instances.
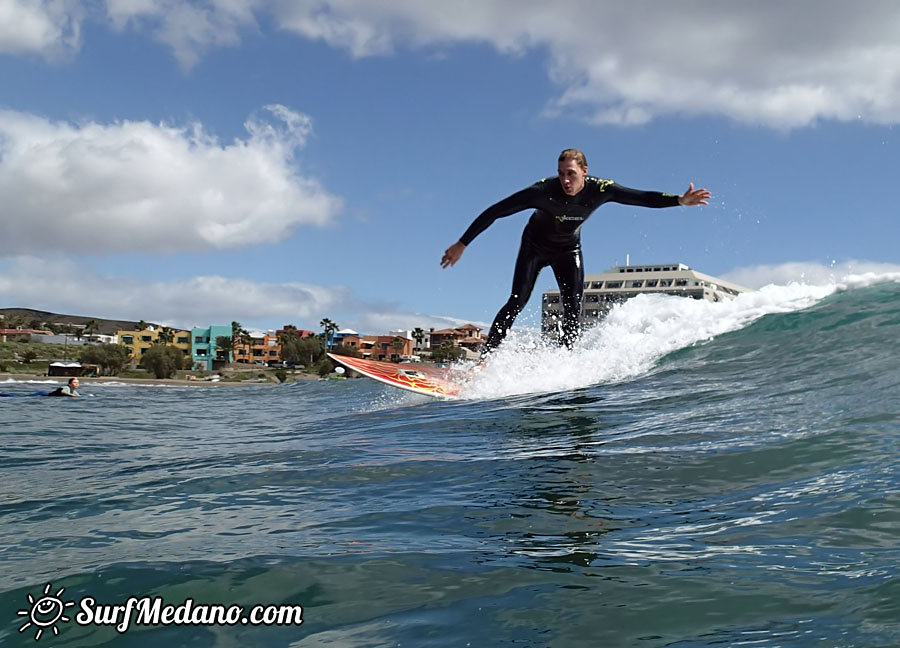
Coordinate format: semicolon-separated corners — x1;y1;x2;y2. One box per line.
17;583;75;642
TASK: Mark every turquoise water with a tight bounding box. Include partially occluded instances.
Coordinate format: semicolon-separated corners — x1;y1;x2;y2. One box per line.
1;279;898;647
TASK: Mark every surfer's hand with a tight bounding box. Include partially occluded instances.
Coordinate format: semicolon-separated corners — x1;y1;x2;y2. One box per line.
441;241;466;268
678;182;710;206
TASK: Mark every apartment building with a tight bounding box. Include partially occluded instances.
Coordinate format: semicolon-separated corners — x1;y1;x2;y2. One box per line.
542;263;750;335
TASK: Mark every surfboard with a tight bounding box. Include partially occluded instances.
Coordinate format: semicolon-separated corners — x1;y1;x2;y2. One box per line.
326;353;466;399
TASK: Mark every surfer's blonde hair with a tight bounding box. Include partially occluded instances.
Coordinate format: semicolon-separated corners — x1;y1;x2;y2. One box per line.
558;148;587;171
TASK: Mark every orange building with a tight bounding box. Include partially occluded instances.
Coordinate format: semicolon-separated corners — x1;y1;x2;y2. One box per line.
234;331;282;365
429;324;484;352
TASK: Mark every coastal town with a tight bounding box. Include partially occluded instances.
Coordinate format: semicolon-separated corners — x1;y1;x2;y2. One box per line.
1;263;748;381
0;313;485;380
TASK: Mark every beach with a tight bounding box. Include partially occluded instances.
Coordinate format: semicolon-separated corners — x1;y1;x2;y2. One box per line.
1;370;320;387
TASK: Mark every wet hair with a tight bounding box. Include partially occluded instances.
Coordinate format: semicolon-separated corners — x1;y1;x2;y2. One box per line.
558;148;588;171
68;377;78;386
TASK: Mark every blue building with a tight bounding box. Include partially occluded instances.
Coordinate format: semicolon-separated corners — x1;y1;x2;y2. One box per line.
330;328;360;349
191;325;233;370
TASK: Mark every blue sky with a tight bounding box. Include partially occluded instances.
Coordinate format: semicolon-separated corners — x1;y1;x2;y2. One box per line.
1;1;898;335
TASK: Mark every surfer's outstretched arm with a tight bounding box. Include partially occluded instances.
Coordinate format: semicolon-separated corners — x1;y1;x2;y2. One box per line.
441;241;466;268
441;184;543;269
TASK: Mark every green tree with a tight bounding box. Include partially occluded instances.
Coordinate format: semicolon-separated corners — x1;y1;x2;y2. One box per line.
430;342;466;363
139;345;184;379
80;344;131;376
136;320;149;331
331;344;361;358
317;356;336;377
279;327;308;366
298;336;324;367
214;335;232;362
231;321;251;362
319;318;338;350
241;329;254;363
158;326;174;345
21;349;38;364
85;319;100;340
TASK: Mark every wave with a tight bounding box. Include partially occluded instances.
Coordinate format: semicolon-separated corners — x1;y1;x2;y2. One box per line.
462;272;900;400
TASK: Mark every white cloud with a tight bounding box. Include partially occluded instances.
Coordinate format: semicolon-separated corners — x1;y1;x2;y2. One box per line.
104;0;260;68
0;105;342;255
0;256;478;333
6;2;900;128
0;0;82;57
722;260;900;290
351;310;485;338
0;256;347;329
268;0;900;129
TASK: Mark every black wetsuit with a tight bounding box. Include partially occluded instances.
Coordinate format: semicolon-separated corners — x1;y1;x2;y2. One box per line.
459;176;681;352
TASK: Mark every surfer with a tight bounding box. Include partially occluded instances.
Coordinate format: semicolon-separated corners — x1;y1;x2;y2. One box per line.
47;377;81;397
441;148;710;354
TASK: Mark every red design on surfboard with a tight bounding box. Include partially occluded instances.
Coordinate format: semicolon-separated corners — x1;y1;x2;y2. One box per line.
327;353;464;398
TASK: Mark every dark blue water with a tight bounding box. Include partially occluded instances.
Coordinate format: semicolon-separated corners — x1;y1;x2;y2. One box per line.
2;280;898;646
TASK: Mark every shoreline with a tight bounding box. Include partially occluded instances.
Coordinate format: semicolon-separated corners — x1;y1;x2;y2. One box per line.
1;372;320;387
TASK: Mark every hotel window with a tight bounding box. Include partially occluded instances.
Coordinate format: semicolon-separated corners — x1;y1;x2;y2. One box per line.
121;335;134;345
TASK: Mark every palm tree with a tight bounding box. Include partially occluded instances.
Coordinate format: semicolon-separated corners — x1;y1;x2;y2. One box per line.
85;319;100;341
391;336;406;361
136;320;149;331
214;335;232;362
279;324;297;345
412;327;426;351
319;318;338;351
241;329;254;364
231;321;245;362
157;326;176;347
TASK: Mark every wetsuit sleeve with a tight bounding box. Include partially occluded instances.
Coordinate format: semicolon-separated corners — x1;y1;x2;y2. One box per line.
458;184;544;246
606;182;681;208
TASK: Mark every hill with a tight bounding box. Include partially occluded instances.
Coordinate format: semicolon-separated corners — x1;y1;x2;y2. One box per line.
0;308;151;335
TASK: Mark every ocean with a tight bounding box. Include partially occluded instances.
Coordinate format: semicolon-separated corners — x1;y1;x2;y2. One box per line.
1;275;898;647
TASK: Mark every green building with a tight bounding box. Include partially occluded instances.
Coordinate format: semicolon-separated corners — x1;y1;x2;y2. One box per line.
191;325;233;370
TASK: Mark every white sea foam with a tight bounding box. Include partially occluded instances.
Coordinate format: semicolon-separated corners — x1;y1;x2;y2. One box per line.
460;271;899;400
